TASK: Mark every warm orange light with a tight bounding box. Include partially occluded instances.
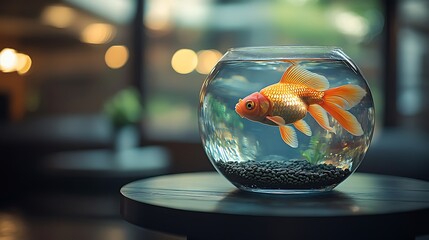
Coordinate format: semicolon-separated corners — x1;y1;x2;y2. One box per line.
196;49;222;74
41;5;76;28
171;49;198;74
0;48;18;72
105;45;129;69
16;53;32;75
0;48;32;74
144;0;172;32
81;23;116;44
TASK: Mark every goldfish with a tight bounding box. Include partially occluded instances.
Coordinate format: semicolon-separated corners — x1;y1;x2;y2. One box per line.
235;64;366;148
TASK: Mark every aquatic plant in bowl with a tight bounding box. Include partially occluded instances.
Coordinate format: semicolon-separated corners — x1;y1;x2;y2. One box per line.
198;46;375;194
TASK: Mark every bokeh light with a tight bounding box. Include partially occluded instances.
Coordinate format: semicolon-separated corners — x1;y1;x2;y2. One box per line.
0;48;18;72
171;49;198;74
333;11;369;38
15;53;32;75
144;0;172;32
0;48;32;74
196;49;222;74
40;5;76;28
80;23;116;44
105;45;129;69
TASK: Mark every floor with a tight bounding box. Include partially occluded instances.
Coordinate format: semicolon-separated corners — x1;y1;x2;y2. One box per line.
0;211;185;240
1;189;186;240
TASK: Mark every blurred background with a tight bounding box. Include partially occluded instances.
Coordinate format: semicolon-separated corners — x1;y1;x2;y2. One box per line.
0;0;428;239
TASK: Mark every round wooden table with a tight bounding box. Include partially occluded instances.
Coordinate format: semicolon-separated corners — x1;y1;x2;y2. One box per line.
120;172;429;240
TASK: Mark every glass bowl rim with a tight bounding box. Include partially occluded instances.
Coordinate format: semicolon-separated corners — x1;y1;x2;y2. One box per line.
227;45;342;52
219;45;350;62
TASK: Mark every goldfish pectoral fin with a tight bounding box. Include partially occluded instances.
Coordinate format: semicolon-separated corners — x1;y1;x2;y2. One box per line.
321;103;364;136
279;126;298;148
280;65;329;91
308;105;335;133
266;115;286;126
293;119;312;136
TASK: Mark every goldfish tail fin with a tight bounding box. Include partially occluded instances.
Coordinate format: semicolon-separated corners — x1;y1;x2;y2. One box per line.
308;105;335;134
324;84;366;110
321;84;366;136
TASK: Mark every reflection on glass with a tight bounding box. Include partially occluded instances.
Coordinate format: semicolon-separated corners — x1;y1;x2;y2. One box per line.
0;213;26;240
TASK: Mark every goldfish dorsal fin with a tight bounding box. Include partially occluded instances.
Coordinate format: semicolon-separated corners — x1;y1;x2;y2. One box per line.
280;65;329;91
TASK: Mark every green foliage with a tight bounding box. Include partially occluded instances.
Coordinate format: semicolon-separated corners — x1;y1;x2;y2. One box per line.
207;95;244;130
103;87;143;127
301;132;328;165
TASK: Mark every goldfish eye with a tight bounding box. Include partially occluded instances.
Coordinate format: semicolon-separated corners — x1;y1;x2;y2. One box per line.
245;100;255;110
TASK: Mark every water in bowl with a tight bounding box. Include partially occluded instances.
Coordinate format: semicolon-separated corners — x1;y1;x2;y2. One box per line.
199;50;375;194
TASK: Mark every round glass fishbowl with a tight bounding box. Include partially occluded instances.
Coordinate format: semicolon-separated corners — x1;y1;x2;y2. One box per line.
198;46;375;194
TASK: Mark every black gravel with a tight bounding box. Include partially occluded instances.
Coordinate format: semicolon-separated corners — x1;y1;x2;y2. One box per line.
216;159;351;190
